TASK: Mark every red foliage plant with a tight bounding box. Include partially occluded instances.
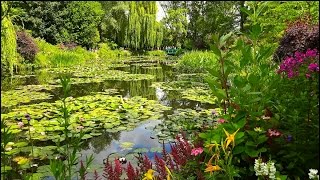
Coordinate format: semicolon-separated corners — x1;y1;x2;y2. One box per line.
274;15;319;62
16;31;39;63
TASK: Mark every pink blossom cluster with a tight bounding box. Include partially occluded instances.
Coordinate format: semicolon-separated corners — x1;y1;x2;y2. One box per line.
191;147;203;156
277;49;319;79
267;129;282;138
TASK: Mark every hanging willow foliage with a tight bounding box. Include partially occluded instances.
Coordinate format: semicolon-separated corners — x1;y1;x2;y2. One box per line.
1;2;18;76
126;1;162;50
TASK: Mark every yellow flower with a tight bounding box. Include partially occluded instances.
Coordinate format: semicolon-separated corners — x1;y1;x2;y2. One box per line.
205;143;220;153
254;127;262;132
143;169;155;180
223;128;240;149
204;164;222;175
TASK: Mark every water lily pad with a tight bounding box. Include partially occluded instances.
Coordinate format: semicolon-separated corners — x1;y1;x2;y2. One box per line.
119;142;135;150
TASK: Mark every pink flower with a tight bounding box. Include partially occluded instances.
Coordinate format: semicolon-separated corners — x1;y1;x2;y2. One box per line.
77;126;84;130
191;147;203;156
217;119;226;124
308;63;319;72
17;122;24;129
267;129;281;137
306;73;311;78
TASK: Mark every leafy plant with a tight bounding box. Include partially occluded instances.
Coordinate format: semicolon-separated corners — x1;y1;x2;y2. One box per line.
16;31;39;63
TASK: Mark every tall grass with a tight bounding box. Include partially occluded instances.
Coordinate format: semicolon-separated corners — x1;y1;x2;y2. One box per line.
34;39;96;68
177;51;217;73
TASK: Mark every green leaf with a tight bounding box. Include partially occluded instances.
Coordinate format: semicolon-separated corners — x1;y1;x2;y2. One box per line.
233;146;245;155
240;7;252;16
258;147;267;153
245;148;259;157
257;135;268;144
210;44;221;57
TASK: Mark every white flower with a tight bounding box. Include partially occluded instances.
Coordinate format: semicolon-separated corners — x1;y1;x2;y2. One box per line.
40;132;46;136
309;169;319;179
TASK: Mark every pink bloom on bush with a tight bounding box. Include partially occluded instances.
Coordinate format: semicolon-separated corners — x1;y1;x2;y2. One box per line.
306;73;311;78
305;49;318;58
267;129;282;137
191;147;203;156
308;63;319;72
17;122;24;129
217;119;226;124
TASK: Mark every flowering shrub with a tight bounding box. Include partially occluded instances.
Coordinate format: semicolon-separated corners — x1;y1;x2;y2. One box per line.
277;49;319;78
254;158;277;179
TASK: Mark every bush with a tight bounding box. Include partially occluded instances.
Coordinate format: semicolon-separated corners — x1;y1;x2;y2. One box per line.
16;31;39;63
274;16;319;62
177;51;217;73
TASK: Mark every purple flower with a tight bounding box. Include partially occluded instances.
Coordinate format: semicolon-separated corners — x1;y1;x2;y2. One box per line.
308;63;319;72
25;114;31;121
286;135;293;142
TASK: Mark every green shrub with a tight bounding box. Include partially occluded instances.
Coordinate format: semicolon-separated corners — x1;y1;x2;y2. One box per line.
177;51;217;73
34;38;96;68
146;50;166;57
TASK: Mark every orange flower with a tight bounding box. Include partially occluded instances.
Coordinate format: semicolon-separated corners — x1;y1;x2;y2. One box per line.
204;164;222;175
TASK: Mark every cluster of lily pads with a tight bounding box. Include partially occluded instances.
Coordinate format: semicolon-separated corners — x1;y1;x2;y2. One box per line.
153;108;222;142
1;93;171;176
1;88;54;108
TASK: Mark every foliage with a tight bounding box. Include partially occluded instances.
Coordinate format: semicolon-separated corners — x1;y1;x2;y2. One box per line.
162;8;188;48
126;2;163;50
16;31;39;63
145;50;166;57
273;17;319;62
34;38;96;68
65;2;104;49
48;75;94;180
177;51;217;73
187;1;239;49
1;2;18;76
11;1;70;45
97;43;131;62
243;1;319;45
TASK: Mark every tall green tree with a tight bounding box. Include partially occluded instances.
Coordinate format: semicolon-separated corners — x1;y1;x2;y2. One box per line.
1;1;18;76
126;1;162;50
66;2;104;49
162;8;188;48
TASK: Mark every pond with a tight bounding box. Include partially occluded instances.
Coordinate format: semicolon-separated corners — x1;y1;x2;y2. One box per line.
1;58;218;179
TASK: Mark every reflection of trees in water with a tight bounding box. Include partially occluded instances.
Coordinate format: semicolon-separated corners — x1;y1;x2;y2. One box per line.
86;131;121;154
1;76;26;91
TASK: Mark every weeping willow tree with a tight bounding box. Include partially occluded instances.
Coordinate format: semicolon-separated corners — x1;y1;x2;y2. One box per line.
1;2;18;76
126;1;163;50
